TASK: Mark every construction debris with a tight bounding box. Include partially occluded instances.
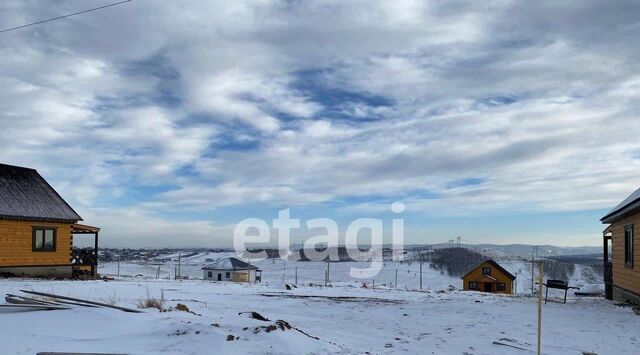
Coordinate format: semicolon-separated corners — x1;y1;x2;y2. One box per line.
7;294;99;308
175;303;190;312
19;290;143;313
239;311;270;321
0;304;70;313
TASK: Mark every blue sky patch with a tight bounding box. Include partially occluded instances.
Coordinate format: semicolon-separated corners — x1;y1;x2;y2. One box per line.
446;177;485;189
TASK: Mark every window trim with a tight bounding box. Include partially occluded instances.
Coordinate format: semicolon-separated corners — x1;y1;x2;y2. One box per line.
482;267;492;275
625;224;634;268
496;282;506;291
468;281;478;290
32;227;57;252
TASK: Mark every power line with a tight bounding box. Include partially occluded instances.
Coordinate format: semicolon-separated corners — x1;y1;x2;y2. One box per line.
0;0;132;34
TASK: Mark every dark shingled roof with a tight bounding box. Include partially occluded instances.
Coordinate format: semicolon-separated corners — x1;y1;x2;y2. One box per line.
601;187;640;224
201;257;259;271
0;163;82;223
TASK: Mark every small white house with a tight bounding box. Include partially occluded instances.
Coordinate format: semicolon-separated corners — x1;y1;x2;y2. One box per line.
202;257;261;283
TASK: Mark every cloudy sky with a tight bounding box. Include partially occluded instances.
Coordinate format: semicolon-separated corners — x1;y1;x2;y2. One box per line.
1;0;639;247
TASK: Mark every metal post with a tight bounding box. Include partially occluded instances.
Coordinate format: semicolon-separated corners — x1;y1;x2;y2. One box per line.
531;247;536;295
94;231;99;277
295;267;298;285
178;252;181;279
326;261;330;285
419;254;423;290
537;261;544;355
395;269;398;288
248;259;251;283
117;256;120;276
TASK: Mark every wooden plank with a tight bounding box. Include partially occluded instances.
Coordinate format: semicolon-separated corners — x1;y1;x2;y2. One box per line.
20;290;143;313
6;294;99;308
6;295;61;306
0;304;70;312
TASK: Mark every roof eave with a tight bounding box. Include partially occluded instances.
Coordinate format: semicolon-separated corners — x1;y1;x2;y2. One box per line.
0;215;80;224
600;200;640;224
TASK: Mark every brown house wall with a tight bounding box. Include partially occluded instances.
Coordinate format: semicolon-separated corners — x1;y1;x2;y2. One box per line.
608;214;640;297
0;220;72;267
462;261;514;294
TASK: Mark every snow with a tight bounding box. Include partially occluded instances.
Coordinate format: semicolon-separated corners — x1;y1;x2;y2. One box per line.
0;260;638;354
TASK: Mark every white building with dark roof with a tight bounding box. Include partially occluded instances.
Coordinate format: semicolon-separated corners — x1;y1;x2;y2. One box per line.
202;257;261;282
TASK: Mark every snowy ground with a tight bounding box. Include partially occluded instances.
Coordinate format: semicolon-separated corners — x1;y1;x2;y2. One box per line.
98;253;604;296
0;268;637;354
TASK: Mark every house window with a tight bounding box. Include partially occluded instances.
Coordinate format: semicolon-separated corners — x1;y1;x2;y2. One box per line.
207;271;212;278
468;281;478;290
225;272;231;278
482;267;491;275
625;224;634;267
497;282;506;291
32;227;56;252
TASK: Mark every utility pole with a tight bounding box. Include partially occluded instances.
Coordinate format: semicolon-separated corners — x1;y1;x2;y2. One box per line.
117;256;120;276
419;253;423;290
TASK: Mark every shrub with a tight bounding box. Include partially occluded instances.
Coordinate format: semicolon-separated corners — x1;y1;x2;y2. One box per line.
138;297;163;310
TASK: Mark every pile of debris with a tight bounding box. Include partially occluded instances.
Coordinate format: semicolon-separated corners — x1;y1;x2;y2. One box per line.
1;290;142;313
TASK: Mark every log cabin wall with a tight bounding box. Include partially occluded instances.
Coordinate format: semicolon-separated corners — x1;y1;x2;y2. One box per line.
0;220;71;266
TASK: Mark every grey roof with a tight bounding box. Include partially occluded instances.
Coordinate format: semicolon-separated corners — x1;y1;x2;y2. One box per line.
201;257;258;271
601;187;640;223
0;163;82;223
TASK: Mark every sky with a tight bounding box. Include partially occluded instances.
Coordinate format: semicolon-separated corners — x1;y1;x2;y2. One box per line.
1;0;640;248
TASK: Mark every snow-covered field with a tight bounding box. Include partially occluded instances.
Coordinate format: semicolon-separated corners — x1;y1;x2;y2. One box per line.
0;259;637;354
98;253;604;296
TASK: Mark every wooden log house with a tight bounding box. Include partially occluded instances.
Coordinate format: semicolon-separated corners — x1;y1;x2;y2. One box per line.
461;259;516;294
601;188;640;303
0;163;100;278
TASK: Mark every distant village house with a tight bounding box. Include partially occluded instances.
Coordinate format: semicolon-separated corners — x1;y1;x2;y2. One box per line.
461;259;516;294
202;257;261;282
0;163;100;278
601;188;640;303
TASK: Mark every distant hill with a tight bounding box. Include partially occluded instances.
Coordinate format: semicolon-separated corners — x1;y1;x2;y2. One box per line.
412;243;601;257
